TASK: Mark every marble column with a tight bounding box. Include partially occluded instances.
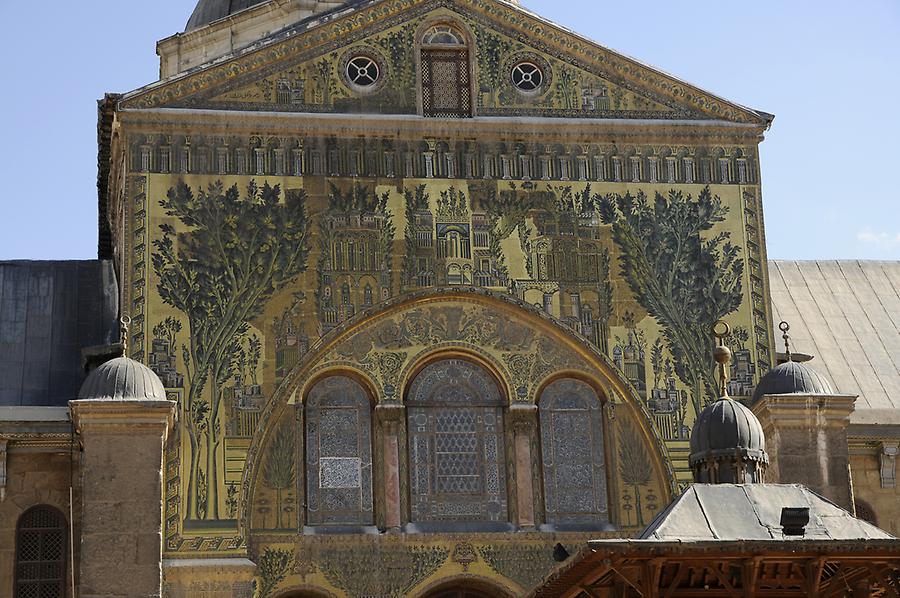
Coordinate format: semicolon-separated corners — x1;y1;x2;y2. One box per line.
508;404;538;529
375;403;405;532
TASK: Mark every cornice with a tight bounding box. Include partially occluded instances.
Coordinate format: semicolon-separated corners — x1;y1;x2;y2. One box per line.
69;398;177;434
752;394;857;429
118;108;766;143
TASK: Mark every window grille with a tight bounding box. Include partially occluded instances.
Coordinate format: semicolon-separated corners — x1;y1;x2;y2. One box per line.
15;506;67;598
421;49;471;118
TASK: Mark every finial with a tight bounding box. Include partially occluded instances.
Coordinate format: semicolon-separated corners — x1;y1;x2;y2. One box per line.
712;320;732;399
779;321;792;362
120;315;132;356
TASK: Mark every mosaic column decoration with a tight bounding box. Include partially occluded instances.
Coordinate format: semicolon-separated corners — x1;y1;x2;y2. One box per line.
508;403;538;529
376;403;405;531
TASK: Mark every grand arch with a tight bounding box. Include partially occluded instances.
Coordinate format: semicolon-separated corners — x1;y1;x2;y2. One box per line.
241;288;675;596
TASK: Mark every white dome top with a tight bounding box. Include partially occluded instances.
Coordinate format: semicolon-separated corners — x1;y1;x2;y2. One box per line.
78;357;167;402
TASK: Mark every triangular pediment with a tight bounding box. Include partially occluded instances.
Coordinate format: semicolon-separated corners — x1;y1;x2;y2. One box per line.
122;0;770;125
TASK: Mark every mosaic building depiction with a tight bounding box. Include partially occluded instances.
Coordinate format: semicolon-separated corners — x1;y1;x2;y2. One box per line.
0;1;899;597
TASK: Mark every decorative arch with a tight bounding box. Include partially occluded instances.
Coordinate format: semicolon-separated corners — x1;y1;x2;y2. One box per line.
14;505;67;598
413;575;518;598
245;288;674;538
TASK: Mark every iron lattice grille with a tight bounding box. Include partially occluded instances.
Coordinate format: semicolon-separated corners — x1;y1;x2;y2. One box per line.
422;49;471;118
15;506;67;598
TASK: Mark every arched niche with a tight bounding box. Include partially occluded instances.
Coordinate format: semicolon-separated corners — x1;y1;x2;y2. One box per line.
405;357;509;529
244;289;674;537
305;374;375;528
538;377;610;529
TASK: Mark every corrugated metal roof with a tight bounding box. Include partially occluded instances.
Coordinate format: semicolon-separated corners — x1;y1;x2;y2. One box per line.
0;261;118;407
768;260;900;421
641;484;893;542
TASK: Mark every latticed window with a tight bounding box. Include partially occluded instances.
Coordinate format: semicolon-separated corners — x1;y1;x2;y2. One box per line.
421;23;470;118
407;359;508;524
15;506;67;598
421;48;471;118
305;376;374;526
539;379;609;526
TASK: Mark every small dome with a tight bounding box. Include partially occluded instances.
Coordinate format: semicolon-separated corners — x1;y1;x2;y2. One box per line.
689;397;768;484
78;357;167;402
752;360;834;402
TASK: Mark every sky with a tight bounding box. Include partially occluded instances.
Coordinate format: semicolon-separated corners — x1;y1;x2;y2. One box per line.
0;0;898;260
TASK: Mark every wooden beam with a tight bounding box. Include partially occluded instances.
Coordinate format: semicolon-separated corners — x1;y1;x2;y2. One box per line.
806;557;825;598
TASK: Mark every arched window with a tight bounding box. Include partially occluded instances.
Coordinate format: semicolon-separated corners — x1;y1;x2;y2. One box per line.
420;23;471;118
306;376;374;526
407;359;508;528
15;505;67;598
539;379;609;527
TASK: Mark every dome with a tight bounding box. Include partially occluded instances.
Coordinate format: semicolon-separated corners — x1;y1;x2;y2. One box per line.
186;0;270;31
186;0;520;31
752;360;834;402
689;397;768;484
77;357;167;402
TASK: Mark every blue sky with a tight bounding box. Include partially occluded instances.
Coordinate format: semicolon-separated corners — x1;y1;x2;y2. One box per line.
0;0;897;260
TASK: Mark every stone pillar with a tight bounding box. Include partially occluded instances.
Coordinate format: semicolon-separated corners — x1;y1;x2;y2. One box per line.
375;403;405;532
508;404;538;529
754;394;856;509
70;399;176;598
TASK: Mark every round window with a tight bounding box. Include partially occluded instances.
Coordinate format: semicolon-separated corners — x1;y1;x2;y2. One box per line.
511;62;544;92
346;56;380;87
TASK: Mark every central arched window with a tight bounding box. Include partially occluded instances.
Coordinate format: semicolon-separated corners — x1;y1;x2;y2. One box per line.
539;379;610;528
406;359;508;527
420;23;471;118
15;505;67;598
305;376;374;527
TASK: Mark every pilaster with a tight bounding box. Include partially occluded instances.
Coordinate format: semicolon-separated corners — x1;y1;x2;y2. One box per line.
375;403;405;532
70;398;175;598
508;403;538;530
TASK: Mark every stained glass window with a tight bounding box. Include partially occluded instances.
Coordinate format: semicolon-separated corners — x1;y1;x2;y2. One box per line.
15;505;67;598
539;379;609;526
407;359;508;524
306;376;374;526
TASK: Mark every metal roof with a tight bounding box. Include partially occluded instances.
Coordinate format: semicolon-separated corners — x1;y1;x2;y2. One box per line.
185;0;270;31
768;260;900;423
0;261;118;407
641;484;893;542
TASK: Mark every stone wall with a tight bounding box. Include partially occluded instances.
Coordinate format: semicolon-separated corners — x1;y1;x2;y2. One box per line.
0;450;78;596
850;449;900;536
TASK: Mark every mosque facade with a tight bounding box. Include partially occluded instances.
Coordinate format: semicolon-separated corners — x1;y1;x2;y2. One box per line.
0;1;898;597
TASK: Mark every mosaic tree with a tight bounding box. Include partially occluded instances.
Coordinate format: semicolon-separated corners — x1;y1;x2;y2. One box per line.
152;179;310;521
599;187;744;417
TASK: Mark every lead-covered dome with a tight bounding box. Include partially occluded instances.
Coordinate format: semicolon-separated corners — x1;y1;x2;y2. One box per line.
752;360;834;402
78;356;167;402
689;397;768;483
186;0;270;31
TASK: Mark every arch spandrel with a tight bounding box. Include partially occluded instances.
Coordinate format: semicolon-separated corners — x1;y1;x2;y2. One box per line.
244;288;674;538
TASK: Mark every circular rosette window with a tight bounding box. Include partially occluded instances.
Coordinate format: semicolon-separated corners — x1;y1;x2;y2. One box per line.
511;61;544;93
347;55;380;87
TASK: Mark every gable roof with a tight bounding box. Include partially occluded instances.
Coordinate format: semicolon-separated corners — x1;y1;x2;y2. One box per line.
641;483;892;542
121;0;772;126
768;260;900;423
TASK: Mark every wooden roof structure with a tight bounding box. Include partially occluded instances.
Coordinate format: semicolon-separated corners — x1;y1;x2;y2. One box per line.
528;485;900;598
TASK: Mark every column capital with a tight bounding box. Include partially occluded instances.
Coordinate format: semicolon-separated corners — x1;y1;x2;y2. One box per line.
375;402;406;432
